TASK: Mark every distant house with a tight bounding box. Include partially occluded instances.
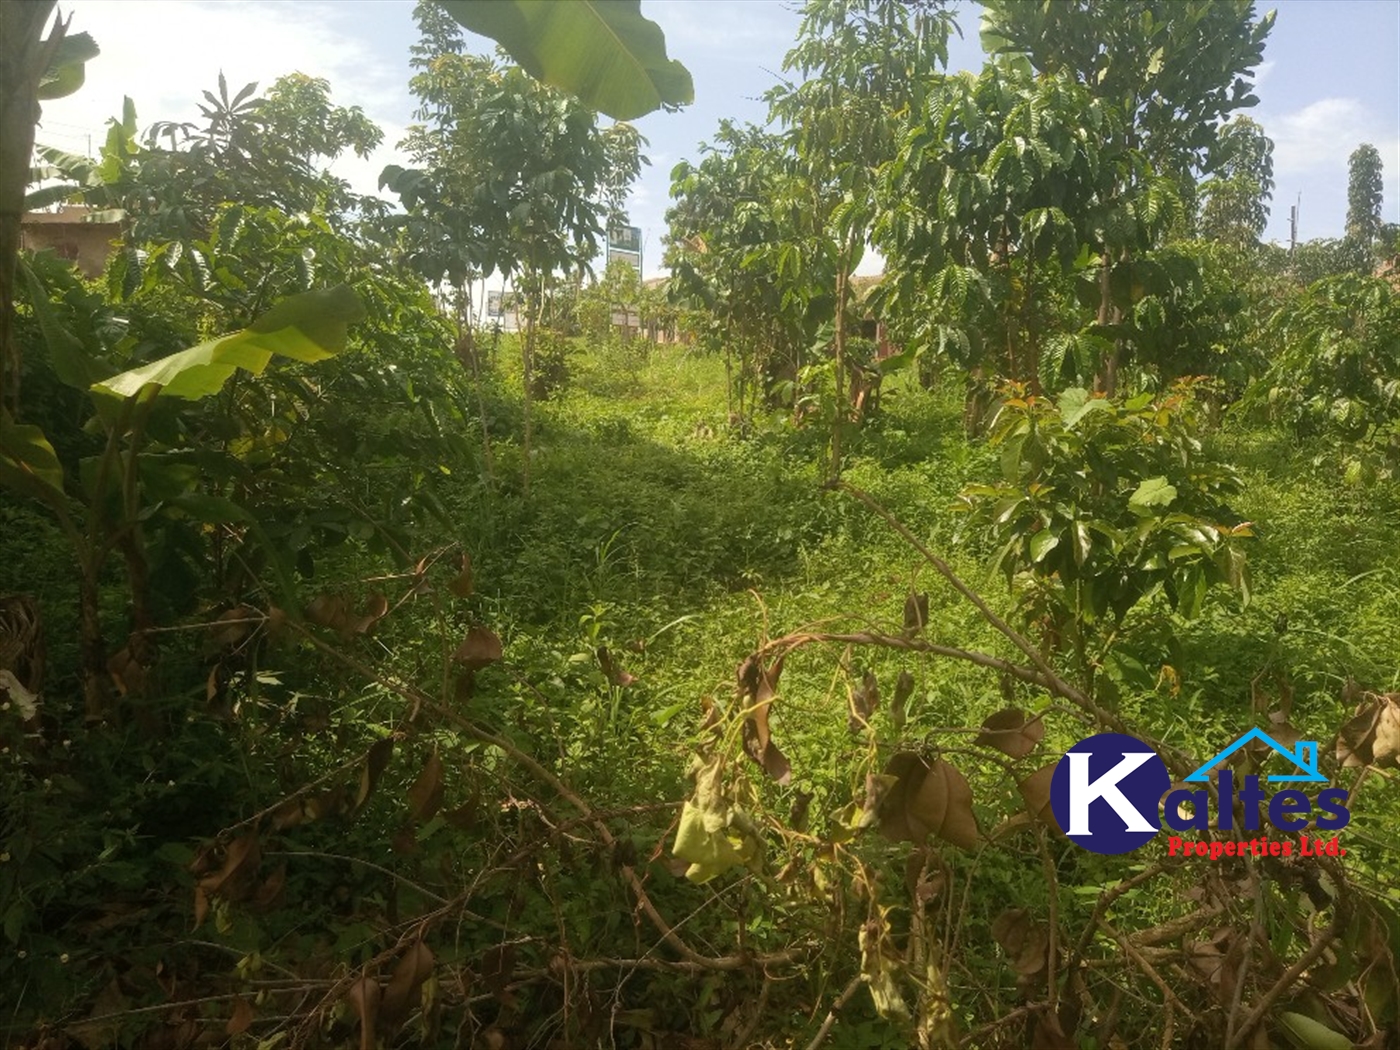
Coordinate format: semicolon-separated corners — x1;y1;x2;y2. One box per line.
849;274;898;360
20;206;122;278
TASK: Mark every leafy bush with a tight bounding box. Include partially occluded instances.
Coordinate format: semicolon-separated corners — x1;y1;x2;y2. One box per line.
958;381;1251;679
1245;274;1400;479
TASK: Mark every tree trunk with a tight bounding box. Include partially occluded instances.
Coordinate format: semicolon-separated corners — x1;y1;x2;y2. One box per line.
0;1;61;420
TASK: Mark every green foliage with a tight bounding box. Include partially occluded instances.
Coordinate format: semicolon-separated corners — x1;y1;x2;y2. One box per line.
1245;274;1400;478
1346;142;1384;251
437;0;693;120
958;382;1251;676
1198;115;1275;248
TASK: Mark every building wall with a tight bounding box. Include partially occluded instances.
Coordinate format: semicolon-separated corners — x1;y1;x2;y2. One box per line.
20;209;121;278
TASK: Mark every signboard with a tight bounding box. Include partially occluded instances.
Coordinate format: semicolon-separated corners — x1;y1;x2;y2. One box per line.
608;225;642;270
486;290;504;318
608;225;641;254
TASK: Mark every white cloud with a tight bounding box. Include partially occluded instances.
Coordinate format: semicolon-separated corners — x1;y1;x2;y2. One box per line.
1268;97;1392;175
36;0;412;199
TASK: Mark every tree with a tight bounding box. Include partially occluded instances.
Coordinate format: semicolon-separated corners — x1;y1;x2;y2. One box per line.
0;1;97;418
978;0;1274;393
1346;142;1383;254
384;5;645;491
666;121;826;421
1198;115;1274;249
765;0;953;477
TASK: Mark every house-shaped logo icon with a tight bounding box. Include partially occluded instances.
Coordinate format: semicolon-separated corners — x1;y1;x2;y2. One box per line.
1183;727;1327;784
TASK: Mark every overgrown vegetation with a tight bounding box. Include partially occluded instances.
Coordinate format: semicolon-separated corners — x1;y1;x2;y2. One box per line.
2;2;1399;1049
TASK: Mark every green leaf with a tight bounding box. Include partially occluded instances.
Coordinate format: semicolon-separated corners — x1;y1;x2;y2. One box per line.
0;423;66;503
1276;1011;1352;1050
438;0;693;120
37;32;100;100
94;285;363;401
19;257;107;388
1128;476;1177;512
1029;529;1060;563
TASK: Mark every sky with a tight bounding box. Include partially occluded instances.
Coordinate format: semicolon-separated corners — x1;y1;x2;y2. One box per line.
36;0;1400;282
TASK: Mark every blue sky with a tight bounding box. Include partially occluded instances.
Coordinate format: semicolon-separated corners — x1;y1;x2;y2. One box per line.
38;1;1400;280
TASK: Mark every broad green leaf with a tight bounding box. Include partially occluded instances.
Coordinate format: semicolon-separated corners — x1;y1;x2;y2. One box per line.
1276;1011;1351;1050
438;0;693;120
94;285;363;401
37;32;100;100
1029;529;1060;563
0;423;66;506
1128;476;1177;512
19;257;108;388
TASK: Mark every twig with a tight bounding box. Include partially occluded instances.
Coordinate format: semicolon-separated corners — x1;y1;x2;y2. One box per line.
1225;908;1345;1050
286;620;802;974
804;975;863;1050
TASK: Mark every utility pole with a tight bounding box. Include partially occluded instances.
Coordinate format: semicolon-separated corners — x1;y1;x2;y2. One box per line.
1289;193;1299;257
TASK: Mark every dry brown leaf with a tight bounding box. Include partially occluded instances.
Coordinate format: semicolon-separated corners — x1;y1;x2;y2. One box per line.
306;593;389;638
738;654;790;783
198;832;261;901
480;943;517;1002
226;996;255;1036
346;974;380;1050
1018;765;1061;832
381;939;435;1029
408;747;444;822
453;626;502;670
597;646;637;687
891;670;914;734
975;707;1046;759
448;552;475;598
848;669;880;733
1374;695;1400;767
877;753;980;849
253;863;287;910
356;737;396;811
903;591;929;634
991;907;1050;977
192;886;209;930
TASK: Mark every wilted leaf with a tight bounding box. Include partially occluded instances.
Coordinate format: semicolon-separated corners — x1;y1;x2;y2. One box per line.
305;592;389;638
356;737;395;811
1018;765;1061;831
479;943;517;1001
860;912;910;1021
975;707;1046;759
346;973;381;1050
226;997;255;1036
891;670;913;734
992;908;1049;976
903;591;929;634
448;551;474;598
0;670;38;721
877;753;980;849
198;832;261;902
597;646;637;687
253;864;287;910
207;605;258;650
859;773;899;830
848;669;880;732
453;626;503;671
408;748;444;822
738;654;790;783
381;939;435;1029
672;755;762;883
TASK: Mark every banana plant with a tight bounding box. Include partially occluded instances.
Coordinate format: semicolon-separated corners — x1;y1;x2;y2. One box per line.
0;285;363;721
